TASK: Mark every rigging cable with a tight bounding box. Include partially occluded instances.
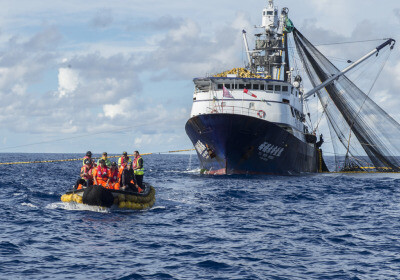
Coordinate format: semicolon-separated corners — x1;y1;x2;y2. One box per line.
314;38;390;46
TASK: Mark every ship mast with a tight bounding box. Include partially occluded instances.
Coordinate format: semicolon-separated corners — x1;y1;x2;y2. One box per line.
247;0;290;81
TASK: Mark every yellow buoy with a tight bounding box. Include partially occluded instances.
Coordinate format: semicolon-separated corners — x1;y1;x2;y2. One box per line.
62;194;73;203
119;201;126;208
77;195;82;203
72;194;79;203
129;202;136;209
132;203;142;210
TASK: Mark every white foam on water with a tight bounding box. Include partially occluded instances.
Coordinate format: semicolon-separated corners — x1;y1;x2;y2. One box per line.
150;206;166;210
21;202;38;208
46;202;110;213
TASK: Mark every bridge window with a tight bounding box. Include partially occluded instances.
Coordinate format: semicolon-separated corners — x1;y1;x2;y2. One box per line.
267;85;273;91
260;84;265;90
218;84;223;90
225;84;231;89
275;85;281;91
239;84;245;89
253;84;259;90
282;86;288;92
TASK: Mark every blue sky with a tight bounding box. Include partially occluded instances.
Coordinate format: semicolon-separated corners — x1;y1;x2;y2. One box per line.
0;0;399;154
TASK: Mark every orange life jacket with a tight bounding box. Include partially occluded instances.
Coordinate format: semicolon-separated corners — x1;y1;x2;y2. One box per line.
108;169;119;183
96;166;109;186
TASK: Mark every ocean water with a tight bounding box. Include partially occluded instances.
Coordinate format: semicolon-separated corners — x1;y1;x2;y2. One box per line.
1;153;400;280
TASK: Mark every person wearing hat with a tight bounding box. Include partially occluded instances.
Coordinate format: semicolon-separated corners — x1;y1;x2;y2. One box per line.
97;152;111;168
74;158;94;190
82;151;95;166
106;162;120;190
132;150;144;190
118;151;132;167
94;159;109;187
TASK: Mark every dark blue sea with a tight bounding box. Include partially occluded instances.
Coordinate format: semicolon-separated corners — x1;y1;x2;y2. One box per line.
1;153;400;279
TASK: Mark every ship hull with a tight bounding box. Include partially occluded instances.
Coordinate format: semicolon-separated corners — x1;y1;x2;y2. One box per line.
185;114;318;175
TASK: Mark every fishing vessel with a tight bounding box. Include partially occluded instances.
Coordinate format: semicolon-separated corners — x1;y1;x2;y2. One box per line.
185;0;398;174
185;0;324;175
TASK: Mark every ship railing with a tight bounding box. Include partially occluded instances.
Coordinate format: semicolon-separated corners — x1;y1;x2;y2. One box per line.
206;105;266;119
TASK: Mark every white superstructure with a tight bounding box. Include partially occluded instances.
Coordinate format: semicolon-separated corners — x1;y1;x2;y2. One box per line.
191;77;307;141
189;0;309;143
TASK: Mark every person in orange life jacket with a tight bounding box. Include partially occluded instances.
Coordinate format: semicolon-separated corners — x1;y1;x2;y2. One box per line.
106;162;120;190
82;151;95;166
118;151;132;167
74;158;94;190
132;150;144;189
94;159;109;187
120;162;141;192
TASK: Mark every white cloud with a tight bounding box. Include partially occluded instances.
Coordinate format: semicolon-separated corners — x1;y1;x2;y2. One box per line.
103;98;132;119
57;67;79;97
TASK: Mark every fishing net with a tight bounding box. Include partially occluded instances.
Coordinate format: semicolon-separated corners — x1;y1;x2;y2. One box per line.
293;28;400;172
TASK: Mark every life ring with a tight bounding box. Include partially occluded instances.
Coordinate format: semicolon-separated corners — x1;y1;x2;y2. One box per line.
257;110;266;118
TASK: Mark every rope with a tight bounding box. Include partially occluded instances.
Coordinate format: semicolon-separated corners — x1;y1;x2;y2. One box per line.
0;149;195;166
314;38;389;46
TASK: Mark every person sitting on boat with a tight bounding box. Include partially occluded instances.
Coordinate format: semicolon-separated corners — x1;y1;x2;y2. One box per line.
132;150;144;189
118;151;132;167
97;152;111;168
106;162;120;190
94;159;109;187
74;158;94;190
120;162;141;192
83;151;95;166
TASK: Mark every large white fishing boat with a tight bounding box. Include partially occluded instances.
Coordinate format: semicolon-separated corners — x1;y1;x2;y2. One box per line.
185;0;397;174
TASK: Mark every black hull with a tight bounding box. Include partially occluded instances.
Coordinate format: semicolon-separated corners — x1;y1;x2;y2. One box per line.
185;114;318;175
